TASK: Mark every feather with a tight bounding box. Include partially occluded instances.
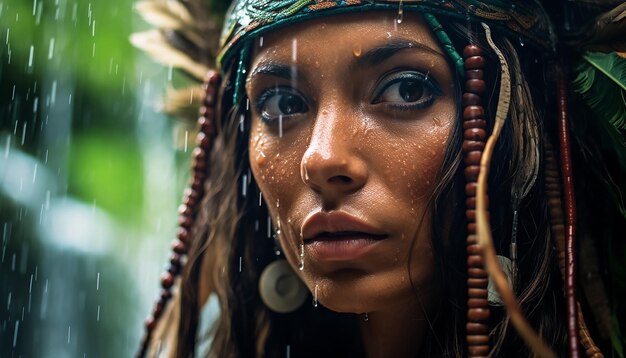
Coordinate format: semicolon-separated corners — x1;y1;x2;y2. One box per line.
130;30;210;80
580;3;626;53
572;51;626;130
135;0;194;30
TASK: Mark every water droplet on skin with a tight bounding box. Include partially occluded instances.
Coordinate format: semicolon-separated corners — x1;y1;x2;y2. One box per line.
352;44;362;57
313;284;319;307
299;234;305;270
396;0;404;24
364;312;369;322
256;151;266;166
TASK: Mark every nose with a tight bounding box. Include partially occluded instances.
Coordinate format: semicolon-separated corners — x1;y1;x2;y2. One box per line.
300;108;368;201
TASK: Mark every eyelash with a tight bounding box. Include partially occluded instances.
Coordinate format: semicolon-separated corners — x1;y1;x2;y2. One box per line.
253;69;443;123
254;86;308;124
371;70;443;111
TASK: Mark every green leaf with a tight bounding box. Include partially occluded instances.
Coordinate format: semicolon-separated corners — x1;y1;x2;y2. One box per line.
573;52;626;130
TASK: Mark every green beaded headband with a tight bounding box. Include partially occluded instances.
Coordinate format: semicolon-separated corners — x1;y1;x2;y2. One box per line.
217;0;556;74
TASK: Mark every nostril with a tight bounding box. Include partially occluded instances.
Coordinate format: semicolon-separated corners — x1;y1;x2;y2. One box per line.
329;175;352;184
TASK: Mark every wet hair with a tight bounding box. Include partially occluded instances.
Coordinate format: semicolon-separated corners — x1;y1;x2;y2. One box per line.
176;14;567;358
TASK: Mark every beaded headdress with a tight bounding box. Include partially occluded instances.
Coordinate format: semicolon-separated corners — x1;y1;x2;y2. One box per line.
132;1;626;357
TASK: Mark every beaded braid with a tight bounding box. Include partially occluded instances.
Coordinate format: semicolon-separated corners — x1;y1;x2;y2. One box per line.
461;43;491;358
137;71;221;358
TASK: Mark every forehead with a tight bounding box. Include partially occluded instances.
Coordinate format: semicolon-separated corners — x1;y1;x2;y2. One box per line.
250;11;443;65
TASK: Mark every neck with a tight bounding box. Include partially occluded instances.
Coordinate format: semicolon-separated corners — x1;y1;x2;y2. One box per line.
359;296;431;358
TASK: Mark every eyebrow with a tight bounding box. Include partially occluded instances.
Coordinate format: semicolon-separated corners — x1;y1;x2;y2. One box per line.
355;39;446;68
249;63;297;81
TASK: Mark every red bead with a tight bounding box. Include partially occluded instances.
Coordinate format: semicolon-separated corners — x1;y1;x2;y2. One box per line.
467;244;482;255
468;308;490;321
463;119;487;130
207;71;220;86
198;116;213;135
468;345;490;356
467;254;484;268
467;277;488;288
468;222;477;234
464;165;480;181
468;298;489;308
464;55;486;70
464;128;487;141
465;69;484;80
193;158;206;172
465;182;477;196
466;322;489;334
178;215;193;229
178;204;193;217
170;253;181;266
167;263;180;275
145;316;156;331
466;79;486;94
176;228;189;243
462;93;482;106
466;197;476;209
160;289;172;300
463;45;482;58
464;151;483;166
197;132;211;150
463;106;484;120
462;140;486;153
468;268;488;278
468;288;488;298
171;239;188;254
153;301;164;318
160;272;174;289
191;177;204;192
204;92;215;107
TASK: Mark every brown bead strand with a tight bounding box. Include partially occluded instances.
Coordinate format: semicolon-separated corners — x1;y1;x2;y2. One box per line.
137;71;221;358
462;44;491;358
544;143;604;358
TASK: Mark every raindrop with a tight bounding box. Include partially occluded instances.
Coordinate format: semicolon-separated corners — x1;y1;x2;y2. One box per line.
278;115;283;137
67;325;71;344
239;256;242;272
28;45;34;67
13;321;18;348
48;38;55;59
363;312;369;322
291;38;297;62
519;37;525;47
298;243;304;271
258;191;263;206
184;130;188;152
242;174;248;197
5;28;9;45
313;284;318;307
239;114;245;132
267;215;272;238
276;199;280;208
96;272;100;290
259;36;264;47
4;135;10;158
396;0;404;24
97;305;100;321
286;345;291;358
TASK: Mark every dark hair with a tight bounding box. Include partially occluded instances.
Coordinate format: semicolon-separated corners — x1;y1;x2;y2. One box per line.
177;14;568;357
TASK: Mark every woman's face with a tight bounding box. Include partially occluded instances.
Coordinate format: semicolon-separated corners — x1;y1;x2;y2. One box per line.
246;12;456;314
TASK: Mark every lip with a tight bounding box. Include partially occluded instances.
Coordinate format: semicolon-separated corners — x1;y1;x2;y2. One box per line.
301;211;387;261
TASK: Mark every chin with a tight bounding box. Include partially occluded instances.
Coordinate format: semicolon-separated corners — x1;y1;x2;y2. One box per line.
304;269;418;314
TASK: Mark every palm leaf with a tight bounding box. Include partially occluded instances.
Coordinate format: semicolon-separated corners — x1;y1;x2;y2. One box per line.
572;51;626;130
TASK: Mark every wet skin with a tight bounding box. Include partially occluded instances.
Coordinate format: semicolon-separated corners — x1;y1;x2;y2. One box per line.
246;11;456;355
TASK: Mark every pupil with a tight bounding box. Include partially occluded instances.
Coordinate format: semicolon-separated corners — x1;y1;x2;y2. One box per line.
279;94;303;114
399;81;424;102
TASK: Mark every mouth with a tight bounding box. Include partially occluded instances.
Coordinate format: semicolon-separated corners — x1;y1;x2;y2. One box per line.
302;212;388;262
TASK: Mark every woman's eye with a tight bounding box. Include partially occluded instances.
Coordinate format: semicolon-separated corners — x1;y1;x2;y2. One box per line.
372;71;442;110
256;87;308;123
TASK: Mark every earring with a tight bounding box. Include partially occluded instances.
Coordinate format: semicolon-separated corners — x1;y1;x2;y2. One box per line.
259;260;308;314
